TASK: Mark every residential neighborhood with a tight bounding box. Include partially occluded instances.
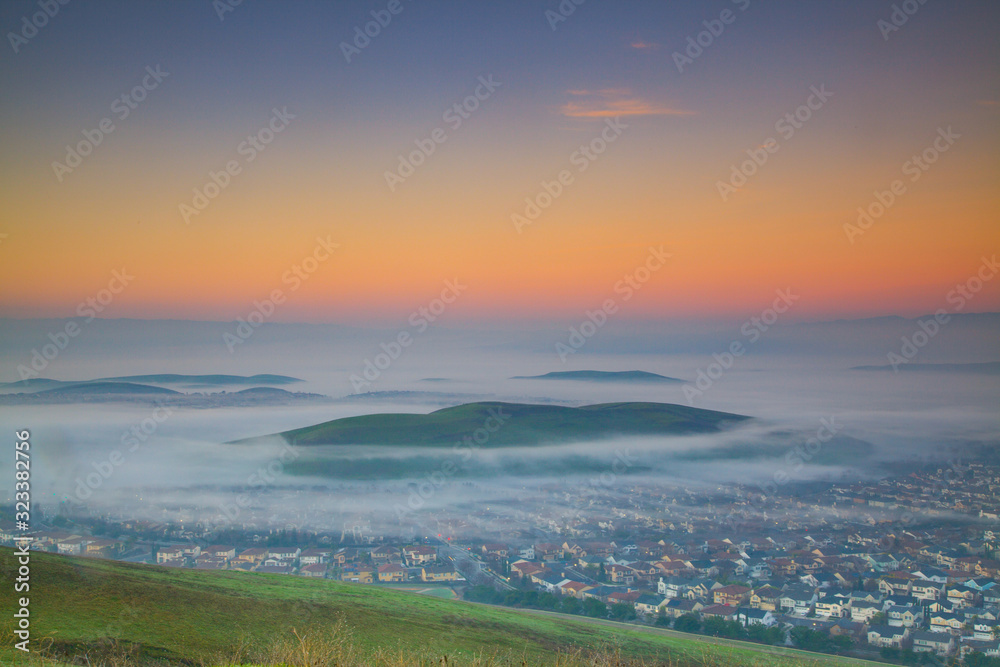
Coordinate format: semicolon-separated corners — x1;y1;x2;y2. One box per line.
5;459;1000;663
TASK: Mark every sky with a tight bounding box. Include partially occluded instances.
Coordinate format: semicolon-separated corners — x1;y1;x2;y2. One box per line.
1;0;998;325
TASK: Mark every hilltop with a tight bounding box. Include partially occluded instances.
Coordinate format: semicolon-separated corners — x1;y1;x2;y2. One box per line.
512;370;686;384
252;401;749;447
0;373;302;393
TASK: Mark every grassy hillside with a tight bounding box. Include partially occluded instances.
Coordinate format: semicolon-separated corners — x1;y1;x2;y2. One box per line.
265;401;748;447
0;549;879;667
511;371;686;384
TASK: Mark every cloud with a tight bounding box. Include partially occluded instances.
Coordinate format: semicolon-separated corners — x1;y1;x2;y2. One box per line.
978;100;1000;107
559;89;694;119
630;39;658;51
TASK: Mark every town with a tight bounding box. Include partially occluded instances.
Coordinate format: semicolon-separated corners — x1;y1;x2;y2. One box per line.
4;459;1000;665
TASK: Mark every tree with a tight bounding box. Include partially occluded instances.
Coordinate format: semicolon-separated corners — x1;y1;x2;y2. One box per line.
674;613;701;633
609;602;636;621
829;634;853;653
582;597;607;618
559;596;582;615
790;627;832;652
654;609;670;627
702;617;746;640
746;624;785;645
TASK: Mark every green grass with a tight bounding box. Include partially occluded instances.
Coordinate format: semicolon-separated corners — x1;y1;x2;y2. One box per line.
0;549;881;667
261;401;749;447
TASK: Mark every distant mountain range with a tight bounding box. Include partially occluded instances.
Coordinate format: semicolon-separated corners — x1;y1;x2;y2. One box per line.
34;381;181;396
0;373;301;393
852;361;1000;374
0;374;323;407
510;370;685;383
242;401;748;447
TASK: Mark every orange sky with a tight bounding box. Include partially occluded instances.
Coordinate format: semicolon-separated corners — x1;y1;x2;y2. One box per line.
1;3;998;324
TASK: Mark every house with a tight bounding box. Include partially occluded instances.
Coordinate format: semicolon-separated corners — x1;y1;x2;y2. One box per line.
511;560;548;580
156;546;185;564
534;543;563;562
607;590;642;606
237;548;267;564
256;564;295;575
402;545;438;566
946;584;980;608
814;598;847;618
340;565;374;584
849;600;882;623
779;587;817;616
713;585;751;607
973;615;1000;640
84;539;120;557
867;625;910;649
606;564;636;585
628;561;659;582
421;566;460;583
635;593;667;615
699;604;738;620
299;563;328;578
203;545;236;561
911;630;955;656
331;548;360;565
57;537;91;556
736;608;776;627
929;611;965;635
750;585;781;611
298;548;330;566
559;581;593;599
886;604;921;628
370;545;401;564
179;545;201;558
662;599;704;618
911;580;943;600
534;573;567;593
878;575;913;596
866;553;901;572
377;563;408;582
267;547;300;561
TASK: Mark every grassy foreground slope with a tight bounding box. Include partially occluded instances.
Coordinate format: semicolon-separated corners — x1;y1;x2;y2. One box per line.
0;549;878;667
269;401;748;447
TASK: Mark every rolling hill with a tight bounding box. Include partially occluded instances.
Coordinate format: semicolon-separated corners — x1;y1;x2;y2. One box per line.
511;370;685;383
0;373;302;393
0;548;877;666
34;381;181;396
251;401;749;447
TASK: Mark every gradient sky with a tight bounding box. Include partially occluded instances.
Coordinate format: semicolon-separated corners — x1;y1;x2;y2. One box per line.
1;0;998;324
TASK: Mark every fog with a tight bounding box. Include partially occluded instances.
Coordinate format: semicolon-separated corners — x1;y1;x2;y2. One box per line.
1;314;997;538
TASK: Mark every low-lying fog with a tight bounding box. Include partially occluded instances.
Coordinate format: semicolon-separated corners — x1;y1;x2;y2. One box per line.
1;314;997;535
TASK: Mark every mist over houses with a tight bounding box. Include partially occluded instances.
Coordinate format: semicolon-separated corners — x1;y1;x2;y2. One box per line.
5;460;1000;662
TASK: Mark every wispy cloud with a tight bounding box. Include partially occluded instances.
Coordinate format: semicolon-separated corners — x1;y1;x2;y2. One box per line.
630;39;658;51
559;89;694;119
978;99;1000;107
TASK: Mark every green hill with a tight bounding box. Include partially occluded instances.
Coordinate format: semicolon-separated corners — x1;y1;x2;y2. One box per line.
0;549;877;666
102;373;303;385
0;374;302;394
258;401;748;447
35;382;181;396
512;370;685;384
